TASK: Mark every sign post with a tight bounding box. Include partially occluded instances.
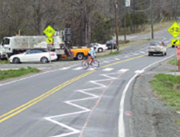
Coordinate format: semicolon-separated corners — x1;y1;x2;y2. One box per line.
167;22;180;73
43;25;55;64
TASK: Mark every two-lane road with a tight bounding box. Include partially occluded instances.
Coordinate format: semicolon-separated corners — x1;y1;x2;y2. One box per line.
0;28;177;137
0;44;176;137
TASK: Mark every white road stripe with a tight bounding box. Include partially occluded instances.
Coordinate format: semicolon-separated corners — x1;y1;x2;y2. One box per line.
73;67;82;70
103;61;110;63
119;73;138;137
102;68;114;71
115;58;120;60
119;69;129;72
59;67;71;70
135;70;144;74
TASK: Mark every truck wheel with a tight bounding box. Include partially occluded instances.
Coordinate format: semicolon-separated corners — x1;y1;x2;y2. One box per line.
13;57;20;63
98;48;103;53
41;57;49;63
76;53;84;60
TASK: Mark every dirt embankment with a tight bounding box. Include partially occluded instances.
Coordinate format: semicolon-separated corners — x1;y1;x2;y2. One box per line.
130;58;180;137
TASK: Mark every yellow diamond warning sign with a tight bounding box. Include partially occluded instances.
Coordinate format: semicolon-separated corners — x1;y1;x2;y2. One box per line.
43;25;55;38
167;22;180;38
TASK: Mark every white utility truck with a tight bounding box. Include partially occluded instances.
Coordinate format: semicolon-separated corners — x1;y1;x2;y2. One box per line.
0;31;66;60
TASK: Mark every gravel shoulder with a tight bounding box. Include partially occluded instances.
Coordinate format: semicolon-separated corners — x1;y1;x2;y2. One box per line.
131;57;180;137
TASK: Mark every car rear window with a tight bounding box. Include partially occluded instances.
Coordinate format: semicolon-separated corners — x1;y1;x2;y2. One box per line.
150;43;160;46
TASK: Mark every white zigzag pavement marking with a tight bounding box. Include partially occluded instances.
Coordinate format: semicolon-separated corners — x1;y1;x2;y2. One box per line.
44;68;129;137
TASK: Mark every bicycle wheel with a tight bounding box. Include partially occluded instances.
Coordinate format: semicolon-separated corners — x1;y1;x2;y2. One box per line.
91;60;99;70
81;60;89;70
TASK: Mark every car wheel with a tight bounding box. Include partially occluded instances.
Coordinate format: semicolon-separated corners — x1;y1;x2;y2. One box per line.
148;52;151;56
98;48;103;52
41;57;49;63
13;57;20;64
164;52;167;56
76;53;84;60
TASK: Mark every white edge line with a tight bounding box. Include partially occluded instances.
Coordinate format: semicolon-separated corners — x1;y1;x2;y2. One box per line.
118;53;175;137
119;73;138;137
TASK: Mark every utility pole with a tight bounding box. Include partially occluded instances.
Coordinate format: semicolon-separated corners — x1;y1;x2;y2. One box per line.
124;7;127;43
114;0;119;51
150;0;154;39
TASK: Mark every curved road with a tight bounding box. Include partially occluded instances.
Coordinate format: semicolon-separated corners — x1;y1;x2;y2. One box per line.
0;29;176;137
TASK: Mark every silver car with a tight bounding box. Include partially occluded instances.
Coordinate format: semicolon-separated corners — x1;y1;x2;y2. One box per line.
148;42;167;56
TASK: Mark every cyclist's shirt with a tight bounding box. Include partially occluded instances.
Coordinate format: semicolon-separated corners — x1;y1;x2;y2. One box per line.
88;47;96;58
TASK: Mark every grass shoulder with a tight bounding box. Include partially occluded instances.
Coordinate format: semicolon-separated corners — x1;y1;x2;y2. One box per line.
152;58;180;126
169;58;178;66
151;73;180;126
0;60;9;64
0;67;40;81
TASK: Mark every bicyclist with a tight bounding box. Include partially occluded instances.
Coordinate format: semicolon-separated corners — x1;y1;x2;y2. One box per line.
87;46;96;65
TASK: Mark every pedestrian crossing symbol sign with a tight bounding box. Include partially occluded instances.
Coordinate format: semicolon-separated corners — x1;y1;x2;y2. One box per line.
167;22;180;38
46;38;53;43
171;39;180;45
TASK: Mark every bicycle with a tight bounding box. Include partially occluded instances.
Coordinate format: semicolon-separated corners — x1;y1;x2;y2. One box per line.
81;57;100;70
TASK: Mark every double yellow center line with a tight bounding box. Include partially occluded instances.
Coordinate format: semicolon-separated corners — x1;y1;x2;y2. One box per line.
0;70;95;123
0;54;146;123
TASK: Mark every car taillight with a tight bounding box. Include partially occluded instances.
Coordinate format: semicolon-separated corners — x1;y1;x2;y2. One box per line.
51;53;55;56
150;43;152;46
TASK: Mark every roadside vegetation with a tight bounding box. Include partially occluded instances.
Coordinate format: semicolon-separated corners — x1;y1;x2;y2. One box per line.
0;67;39;81
151;73;180;126
0;60;9;64
1;0;178;45
169;58;178;66
152;58;180;126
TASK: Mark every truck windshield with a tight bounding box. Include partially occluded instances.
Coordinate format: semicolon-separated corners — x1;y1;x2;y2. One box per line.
2;38;10;45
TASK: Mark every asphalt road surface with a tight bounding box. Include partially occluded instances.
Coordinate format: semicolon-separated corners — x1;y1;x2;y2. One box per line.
0;29;177;137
